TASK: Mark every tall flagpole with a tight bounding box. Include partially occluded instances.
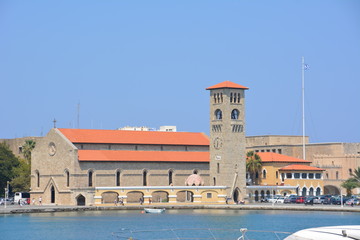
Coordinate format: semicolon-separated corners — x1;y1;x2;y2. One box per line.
302;57;306;160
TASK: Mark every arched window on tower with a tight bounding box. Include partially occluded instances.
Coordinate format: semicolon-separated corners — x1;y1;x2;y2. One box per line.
237;93;241;103
262;169;267;179
214;94;217;103
215;109;222;120
231;109;239;119
230;93;233;103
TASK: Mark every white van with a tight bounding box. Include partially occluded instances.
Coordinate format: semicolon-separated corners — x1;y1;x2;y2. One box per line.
14;192;30;204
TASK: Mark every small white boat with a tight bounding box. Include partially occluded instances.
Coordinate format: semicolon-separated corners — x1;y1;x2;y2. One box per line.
285;225;360;240
144;208;165;214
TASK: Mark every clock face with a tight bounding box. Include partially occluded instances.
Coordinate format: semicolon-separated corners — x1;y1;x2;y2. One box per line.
48;142;56;156
213;137;223;150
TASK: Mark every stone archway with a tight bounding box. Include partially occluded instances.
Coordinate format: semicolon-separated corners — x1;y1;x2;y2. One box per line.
324;185;340;195
152;191;169;203
127;191;144;203
176;191;193;202
76;194;85;206
101;191;119;204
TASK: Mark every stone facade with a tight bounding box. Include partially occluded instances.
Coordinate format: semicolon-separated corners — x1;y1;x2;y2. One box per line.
30;129;210;205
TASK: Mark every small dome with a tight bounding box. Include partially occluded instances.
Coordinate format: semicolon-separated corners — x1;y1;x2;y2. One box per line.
185;174;204;186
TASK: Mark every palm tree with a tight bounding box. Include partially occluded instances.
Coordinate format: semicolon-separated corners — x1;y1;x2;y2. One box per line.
341;178;358;196
246;151;262;185
350;167;360;183
22;140;36;164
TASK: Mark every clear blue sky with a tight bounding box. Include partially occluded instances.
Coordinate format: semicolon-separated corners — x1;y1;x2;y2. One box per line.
1;0;360;143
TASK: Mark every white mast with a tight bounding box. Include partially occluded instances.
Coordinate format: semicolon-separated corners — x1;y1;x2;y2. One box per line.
302;57;306;160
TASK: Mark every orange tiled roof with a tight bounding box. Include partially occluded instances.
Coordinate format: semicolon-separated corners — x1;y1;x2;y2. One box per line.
256;152;311;163
78;150;210;162
279;164;324;171
58;128;209;146
206;81;249;90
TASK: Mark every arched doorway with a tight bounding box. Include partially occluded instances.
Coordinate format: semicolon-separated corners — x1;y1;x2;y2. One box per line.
309;187;314;196
176;191;193;202
324;185;340;195
76;194;85;206
102;191;119;204
152;191;169;203
302;187;307;196
127;191;144;203
233;188;240;203
260;190;265;201
254;191;259;202
316;187;321;196
50;186;55;203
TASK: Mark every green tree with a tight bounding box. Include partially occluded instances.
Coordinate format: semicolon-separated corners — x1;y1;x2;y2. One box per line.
0;142;20;196
22;140;36;164
246;151;262;185
350;167;360;183
341;178;359;196
11;158;31;192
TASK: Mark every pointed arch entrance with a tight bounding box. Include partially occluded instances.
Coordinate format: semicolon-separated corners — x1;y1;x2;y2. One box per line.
76;194;86;206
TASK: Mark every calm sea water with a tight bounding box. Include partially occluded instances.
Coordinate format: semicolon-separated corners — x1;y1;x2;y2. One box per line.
0;209;359;240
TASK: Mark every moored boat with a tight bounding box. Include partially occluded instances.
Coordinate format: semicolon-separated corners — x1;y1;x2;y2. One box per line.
144;208;165;213
285;225;360;240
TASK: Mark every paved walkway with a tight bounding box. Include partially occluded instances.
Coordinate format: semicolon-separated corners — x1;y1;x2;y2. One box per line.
1;203;360;215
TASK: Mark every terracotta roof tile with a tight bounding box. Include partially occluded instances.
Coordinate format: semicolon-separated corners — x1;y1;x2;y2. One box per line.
58;128;209;146
206;81;249;90
257;152;311;163
78;150;210;162
279;164;324;171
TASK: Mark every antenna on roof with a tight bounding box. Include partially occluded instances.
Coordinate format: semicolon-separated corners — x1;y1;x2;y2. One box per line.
53;118;57;128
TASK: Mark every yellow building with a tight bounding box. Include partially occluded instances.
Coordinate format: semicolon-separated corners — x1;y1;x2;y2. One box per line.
246;152;324;201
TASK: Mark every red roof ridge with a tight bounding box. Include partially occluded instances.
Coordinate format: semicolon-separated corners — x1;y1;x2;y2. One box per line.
206;81;249;90
256;152;311;163
279;164;325;171
58;128;209;146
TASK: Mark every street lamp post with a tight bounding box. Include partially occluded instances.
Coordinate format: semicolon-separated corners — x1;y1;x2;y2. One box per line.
5;181;9;209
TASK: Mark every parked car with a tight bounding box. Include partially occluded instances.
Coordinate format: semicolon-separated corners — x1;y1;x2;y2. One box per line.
304;196;317;205
268;196;285;204
323;196;333;205
260;197;270;203
296;196;305;203
345;198;360;206
0;198;14;205
284;197;297;204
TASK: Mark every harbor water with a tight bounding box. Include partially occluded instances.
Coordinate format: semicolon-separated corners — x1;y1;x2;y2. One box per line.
0;209;359;239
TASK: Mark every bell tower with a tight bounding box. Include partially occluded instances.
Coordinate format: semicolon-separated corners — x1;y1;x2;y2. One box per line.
206;81;249;202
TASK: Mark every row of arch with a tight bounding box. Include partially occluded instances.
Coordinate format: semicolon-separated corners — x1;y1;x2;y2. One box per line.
213;93;242;104
252;186;322;201
215;109;240;120
101;190;194;204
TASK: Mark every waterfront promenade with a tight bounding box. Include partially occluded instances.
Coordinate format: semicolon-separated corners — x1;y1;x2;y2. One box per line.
1;203;359;215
